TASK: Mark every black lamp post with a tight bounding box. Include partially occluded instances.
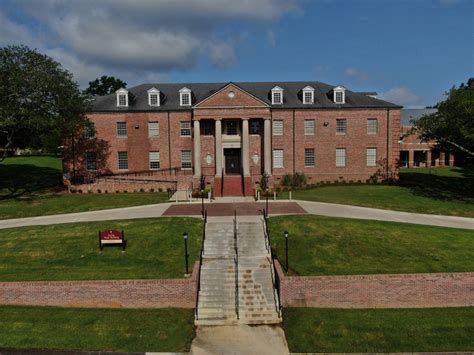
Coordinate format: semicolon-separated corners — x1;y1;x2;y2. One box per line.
284;230;289;272
262;173;269;218
201;188;205;218
265;187;269;218
183;232;189;276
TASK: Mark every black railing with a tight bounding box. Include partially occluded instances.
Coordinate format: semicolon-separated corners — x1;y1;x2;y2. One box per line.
195;209;207;320
102;167;193;178
262;208;282;317
233;209;239;319
221;168;224;197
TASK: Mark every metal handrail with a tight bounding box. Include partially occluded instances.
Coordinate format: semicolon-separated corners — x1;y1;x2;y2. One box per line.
233;209;239;319
195;209;207;320
221;168;224;197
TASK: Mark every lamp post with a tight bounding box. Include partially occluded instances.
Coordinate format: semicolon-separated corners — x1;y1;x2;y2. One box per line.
284;230;289;272
200;176;205;218
262;173;269;218
183;232;189;276
265;187;269;218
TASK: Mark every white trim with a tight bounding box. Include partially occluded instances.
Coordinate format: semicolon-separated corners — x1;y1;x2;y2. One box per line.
271;86;283;105
193;83;270;108
147;87;160;107
179;87;192;106
333;85;346;104
116;88;128;107
302;86;314;104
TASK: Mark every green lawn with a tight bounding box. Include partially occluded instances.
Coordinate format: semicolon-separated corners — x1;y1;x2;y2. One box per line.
269;215;474;276
279;167;474;217
283;307;474;353
0;217;202;281
0;155;169;219
0;306;194;352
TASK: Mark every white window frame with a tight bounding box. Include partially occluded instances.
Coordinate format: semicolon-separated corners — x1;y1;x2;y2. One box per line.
367;118;378;135
302;86;314;104
116;88;128;107
273;120;283;136
149;151;160;170
304;119;315;135
117;151;128;170
116;122;127;138
179;87;192;106
181;150;192;170
180;121;191;136
367;148;377;167
147;87;160;107
333;86;346;104
271;86;283;105
336;148;346;167
273;149;284;168
304;148;315;167
148;121;159;137
336;119;347;135
85;152;96;171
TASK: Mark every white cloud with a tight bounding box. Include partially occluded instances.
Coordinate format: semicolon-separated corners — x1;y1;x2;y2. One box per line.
378;87;423;107
344;67;369;81
267;30;277;48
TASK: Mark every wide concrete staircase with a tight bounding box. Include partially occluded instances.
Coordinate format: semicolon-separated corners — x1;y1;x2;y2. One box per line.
195;216;281;326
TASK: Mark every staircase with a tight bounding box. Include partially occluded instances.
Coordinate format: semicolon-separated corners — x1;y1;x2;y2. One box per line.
214;176;253;197
195;216;281;326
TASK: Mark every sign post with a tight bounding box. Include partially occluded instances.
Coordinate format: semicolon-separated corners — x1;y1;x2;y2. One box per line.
99;230;127;251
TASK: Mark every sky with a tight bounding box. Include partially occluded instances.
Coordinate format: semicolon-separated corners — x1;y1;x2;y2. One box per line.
0;0;473;108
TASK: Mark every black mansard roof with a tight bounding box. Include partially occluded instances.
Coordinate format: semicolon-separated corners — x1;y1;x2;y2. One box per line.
91;81;402;112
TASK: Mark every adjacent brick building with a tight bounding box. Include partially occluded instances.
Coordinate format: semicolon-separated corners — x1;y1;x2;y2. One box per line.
64;81;402;196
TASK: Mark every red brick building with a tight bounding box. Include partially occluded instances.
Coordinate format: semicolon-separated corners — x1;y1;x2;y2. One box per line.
65;81;401;196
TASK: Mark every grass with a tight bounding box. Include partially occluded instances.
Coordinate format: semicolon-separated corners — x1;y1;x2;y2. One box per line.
0;156;169;219
269;215;474;276
283;307;474;353
0;305;195;352
0;217;202;281
279;167;474;217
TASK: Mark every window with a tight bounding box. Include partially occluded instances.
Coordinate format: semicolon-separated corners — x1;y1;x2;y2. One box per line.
116;122;127;137
226;120;237;135
180;121;191;136
333;86;346;104
118;151;128;170
302;86;314;104
149;151;160;170
118;94;127;106
148;121;159;137
179;87;192;106
367;148;377;167
85;152;96;171
271;86;283;105
116;88;128;107
181;150;192;169
84;123;95;139
273;149;284;168
203;121;214;136
304;148;315;167
336;119;346;134
147;88;160;106
367;118;378;134
250;120;260;134
304;120;315;135
336;148;346;167
273;120;283;135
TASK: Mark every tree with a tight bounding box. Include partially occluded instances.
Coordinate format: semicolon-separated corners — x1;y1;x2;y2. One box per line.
85;75;127;96
0;45;90;160
414;78;474;156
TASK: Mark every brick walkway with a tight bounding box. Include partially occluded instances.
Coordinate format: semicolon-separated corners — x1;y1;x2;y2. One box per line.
276;262;474;308
163;202;306;216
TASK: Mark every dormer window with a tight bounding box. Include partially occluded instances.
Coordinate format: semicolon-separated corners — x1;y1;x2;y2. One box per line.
179;87;192;106
271;86;283;105
333;86;346;104
116;88;128;107
302;86;314;104
147;87;160;107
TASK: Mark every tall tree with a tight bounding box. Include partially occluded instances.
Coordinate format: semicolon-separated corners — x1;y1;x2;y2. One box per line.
415;78;474;156
0;45;89;159
85;75;127;96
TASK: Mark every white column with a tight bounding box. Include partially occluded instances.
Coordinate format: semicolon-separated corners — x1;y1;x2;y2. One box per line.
193;120;201;177
264;118;271;175
242;118;250;176
215;119;222;176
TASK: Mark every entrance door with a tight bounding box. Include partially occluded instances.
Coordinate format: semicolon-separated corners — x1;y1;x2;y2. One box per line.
224;148;241;175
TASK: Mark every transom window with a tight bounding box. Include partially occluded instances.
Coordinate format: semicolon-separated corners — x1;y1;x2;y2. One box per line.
367;118;378;134
273;120;283;136
148;121;159;137
304;148;315;167
84;123;95;139
181;150;192;169
336;119;347;134
304;120;315;135
250;120;261;135
226;120;238;135
116;122;127;137
85;152;96;171
118;151;128;170
367;148;377;166
149;151;160;170
336;148;346;167
273;149;284;168
180;121;191;136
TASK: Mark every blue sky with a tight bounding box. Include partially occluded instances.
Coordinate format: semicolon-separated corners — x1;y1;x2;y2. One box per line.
1;0;473;107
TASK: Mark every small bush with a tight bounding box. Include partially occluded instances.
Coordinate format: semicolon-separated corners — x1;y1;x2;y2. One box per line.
123;190;128;193
282;174;293;187
115;190;120;193
78;189;83;193
97;189;102;193
150;188;155;193
140;188;145;193
105;190;108;194
158;188;163;192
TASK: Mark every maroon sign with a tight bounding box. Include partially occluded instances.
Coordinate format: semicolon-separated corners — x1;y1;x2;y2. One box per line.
99;229;126;251
100;230;123;240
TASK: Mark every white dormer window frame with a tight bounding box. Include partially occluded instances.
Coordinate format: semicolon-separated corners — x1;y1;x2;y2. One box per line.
179;87;192;106
271;86;284;105
116;88;129;107
333;85;346;104
147;87;160;107
302;86;314;104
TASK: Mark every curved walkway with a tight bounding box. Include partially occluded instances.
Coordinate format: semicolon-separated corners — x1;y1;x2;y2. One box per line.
0;200;472;230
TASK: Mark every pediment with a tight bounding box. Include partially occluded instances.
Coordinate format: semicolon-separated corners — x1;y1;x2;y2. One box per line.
194;83;269;108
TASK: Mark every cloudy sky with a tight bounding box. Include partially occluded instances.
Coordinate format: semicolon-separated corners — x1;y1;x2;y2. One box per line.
1;0;472;107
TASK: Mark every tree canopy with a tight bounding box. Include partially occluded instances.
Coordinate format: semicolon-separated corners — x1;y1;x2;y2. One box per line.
85;75;127;96
0;45;89;159
415;78;474;156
